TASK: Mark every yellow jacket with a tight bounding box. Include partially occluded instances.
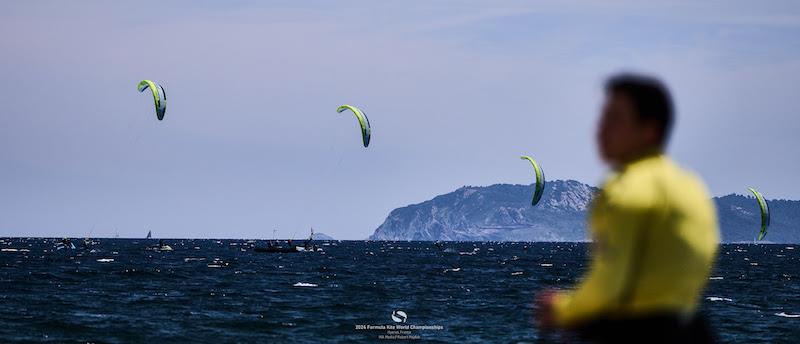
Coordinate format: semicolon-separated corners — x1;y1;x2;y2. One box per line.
553;154;719;326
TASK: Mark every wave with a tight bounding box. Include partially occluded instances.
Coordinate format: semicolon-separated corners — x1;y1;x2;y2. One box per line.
293;282;318;287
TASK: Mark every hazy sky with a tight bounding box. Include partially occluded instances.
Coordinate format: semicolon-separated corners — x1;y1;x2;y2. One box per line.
1;1;799;239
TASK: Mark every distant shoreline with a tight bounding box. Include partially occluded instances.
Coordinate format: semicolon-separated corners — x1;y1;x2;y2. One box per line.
2;237;797;245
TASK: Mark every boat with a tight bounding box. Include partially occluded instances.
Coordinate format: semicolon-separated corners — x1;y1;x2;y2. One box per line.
146;238;173;252
82;227;99;248
82;238;99;248
254;228;320;253
55;238;76;250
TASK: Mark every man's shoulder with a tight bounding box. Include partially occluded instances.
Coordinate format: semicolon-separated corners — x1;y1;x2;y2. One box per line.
644;156;713;209
605;155;710;209
603;162;662;211
660;158;714;208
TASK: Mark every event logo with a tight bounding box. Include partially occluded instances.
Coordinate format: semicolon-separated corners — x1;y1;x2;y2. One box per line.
391;310;407;323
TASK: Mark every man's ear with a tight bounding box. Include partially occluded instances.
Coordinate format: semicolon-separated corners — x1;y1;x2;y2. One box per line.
642;121;662;146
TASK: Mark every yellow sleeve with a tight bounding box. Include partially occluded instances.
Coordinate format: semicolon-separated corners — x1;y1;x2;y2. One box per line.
552;198;652;327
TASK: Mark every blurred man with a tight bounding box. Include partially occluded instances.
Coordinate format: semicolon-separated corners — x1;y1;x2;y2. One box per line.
536;73;719;343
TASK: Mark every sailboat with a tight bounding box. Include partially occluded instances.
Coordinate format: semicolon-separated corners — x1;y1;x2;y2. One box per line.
146;230;152;239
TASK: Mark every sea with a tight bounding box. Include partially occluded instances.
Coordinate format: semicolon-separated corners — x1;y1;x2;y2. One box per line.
1;239;798;343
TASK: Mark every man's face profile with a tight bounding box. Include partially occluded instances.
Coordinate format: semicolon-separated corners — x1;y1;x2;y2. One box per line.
597;92;659;166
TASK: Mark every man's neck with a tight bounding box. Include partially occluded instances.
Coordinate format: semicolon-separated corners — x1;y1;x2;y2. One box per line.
613;147;664;169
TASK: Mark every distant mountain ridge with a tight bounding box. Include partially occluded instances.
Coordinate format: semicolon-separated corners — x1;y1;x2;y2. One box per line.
715;194;800;243
369;180;800;243
311;232;335;240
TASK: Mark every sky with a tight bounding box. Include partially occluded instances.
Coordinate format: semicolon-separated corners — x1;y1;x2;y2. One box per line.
1;1;799;239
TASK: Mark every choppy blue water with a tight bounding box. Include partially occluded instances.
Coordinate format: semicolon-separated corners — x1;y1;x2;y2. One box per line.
1;239;798;343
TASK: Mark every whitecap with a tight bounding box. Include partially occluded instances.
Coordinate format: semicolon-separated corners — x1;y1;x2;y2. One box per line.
184;258;206;262
775;312;800;318
706;297;733;302
293;282;318;287
96;258;114;263
444;268;461;273
709;277;724;280
511;271;524;276
73;311;108;318
540;263;553;267
207;264;223;268
1;248;18;252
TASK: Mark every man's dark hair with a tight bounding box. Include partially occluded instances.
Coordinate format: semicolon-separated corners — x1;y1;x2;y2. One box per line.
605;73;674;145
